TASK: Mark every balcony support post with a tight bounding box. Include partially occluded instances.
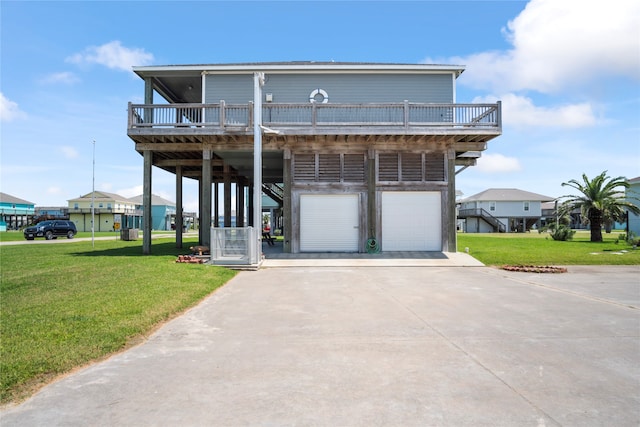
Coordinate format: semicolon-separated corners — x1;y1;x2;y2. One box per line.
143;78;153;124
367;149;376;240
283;148;292;253
142;150;152;255
176;165;183;248
236;182;244;227
224;165;232;227
446;148;457;252
214;183;219;227
201;149;212;248
248;184;254;227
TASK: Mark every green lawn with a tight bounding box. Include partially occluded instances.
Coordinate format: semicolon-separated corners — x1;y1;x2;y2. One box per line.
0;238;236;404
457;230;639;266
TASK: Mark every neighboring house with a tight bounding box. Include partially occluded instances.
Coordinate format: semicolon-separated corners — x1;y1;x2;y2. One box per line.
68;191;142;232
0;192;35;231
129;194;176;231
627;176;640;237
458;189;554;233
128;61;502;253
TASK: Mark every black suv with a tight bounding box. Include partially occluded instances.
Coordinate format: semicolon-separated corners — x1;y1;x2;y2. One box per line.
24;220;77;240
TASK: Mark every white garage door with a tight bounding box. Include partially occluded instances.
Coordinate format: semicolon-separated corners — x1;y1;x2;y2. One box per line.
300;194;359;252
381;191;441;251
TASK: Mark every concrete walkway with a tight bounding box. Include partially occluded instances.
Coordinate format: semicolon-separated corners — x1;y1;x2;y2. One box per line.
2;265;639;426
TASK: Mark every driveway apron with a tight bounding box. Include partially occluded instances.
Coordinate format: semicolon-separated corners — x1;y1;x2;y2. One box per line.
2;265;639;426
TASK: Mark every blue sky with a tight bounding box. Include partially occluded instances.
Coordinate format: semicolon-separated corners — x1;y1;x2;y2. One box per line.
1;0;639;212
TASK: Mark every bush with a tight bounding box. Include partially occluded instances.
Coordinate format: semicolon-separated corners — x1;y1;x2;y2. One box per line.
620;232;640;247
550;225;575;241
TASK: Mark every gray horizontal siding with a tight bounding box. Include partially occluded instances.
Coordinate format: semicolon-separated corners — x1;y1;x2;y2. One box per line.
205;73;453;104
205;75;253;104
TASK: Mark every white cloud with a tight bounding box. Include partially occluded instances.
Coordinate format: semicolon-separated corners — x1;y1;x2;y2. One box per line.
39;72;80;85
59;145;80;159
66;41;154;72
474;93;597;129
0;92;27;122
476;153;522;173
429;0;640;94
117;185;143;198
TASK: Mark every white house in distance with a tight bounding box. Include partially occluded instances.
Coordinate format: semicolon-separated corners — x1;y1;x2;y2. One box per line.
458;188;554;233
68;191;142;232
627;176;640;237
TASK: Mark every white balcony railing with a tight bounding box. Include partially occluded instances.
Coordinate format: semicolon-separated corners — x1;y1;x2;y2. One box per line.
128;101;501;131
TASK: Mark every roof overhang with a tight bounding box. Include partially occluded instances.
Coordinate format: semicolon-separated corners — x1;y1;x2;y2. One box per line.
132;62;466;79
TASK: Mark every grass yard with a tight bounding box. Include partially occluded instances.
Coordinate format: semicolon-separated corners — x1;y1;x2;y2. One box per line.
457;230;640;266
0;238;236;404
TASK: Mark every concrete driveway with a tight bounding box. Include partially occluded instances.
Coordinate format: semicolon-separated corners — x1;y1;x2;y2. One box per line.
2;265;639;426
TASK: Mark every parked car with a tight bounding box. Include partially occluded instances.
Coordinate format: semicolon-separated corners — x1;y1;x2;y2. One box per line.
23;220;77;240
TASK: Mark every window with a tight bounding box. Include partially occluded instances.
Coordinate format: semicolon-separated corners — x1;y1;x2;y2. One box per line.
74;203;79;209
99;203;104;208
524;201;530;212
107;203;112;209
489;202;496;212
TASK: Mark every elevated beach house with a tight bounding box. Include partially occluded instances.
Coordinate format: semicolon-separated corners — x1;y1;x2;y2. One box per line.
127;62;502;256
458;188;554;233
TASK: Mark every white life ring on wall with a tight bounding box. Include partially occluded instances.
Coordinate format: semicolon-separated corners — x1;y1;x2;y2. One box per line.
309;88;329;103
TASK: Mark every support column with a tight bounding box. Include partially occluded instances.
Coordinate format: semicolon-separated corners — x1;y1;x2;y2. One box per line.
214;182;219;227
223;165;232;227
248;185;254;227
283;149;292;253
198;179;203;243
201;149;212;248
175;165;183;248
446;150;457;252
367;149;376;240
143;78;153;124
142;150;152;255
236;182;244;227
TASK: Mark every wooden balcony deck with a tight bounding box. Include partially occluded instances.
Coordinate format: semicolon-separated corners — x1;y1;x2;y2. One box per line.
128;101;501;147
127;101;501;180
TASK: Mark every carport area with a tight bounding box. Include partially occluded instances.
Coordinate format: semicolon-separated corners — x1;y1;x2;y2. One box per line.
2;265;638;426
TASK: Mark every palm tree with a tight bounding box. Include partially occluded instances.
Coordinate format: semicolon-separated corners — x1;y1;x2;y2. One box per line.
560;171;640;242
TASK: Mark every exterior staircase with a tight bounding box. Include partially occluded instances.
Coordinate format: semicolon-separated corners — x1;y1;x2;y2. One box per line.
262;183;284;206
458;208;506;233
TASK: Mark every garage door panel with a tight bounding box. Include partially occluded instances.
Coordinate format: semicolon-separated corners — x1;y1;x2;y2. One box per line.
300;194;359;252
382;191;441;251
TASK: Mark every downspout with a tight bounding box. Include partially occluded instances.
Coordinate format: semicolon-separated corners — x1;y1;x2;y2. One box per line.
253;72;264;256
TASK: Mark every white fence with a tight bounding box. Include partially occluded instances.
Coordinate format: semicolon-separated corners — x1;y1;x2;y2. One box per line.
210;227;261;267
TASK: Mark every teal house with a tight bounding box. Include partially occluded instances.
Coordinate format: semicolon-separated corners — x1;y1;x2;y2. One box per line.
0;192;35;231
130;194;176;231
